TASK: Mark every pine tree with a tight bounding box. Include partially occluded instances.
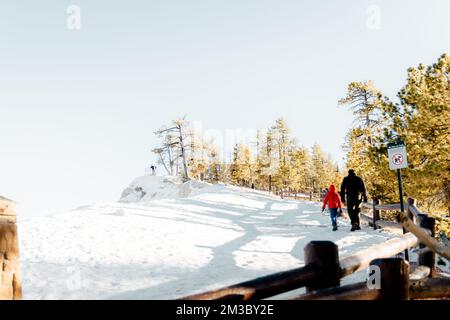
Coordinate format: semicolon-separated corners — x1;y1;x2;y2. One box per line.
339;81;385;146
258;129;278;192
230;143;253;187
341;54;450;216
288;146;313;193
207;144;221;183
153;118;190;179
311;143;328;192
271;118;293;192
398;54;450;212
187;131;208;180
340;80;398;201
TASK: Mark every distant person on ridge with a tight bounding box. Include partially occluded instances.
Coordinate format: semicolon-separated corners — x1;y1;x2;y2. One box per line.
340;169;367;232
321;185;343;231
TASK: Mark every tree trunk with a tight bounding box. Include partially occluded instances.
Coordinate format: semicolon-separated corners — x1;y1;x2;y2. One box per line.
177;125;189;180
158;152;171;175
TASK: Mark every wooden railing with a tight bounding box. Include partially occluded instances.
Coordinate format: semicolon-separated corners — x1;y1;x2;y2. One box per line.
0;196;22;300
180;197;450;300
281;192;324;202
360;200;403;231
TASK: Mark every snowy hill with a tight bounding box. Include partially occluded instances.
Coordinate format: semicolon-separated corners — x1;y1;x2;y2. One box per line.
19;175;400;299
119;175;214;203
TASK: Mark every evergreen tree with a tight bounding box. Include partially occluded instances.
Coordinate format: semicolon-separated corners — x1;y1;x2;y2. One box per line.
339;81;385;146
341;54;450;218
207;144;221;183
311;143;328;192
271;118;293;192
288;146;313;193
230;143;253;187
398;54;450;212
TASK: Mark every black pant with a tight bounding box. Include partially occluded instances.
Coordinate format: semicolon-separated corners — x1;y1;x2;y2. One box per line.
347;197;361;227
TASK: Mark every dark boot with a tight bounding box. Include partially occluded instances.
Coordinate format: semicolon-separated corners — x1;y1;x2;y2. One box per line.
350;223;357;232
332;224;338;231
355;216;361;230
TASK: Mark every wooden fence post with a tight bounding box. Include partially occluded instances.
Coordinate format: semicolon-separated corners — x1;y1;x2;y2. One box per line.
407;198;416;223
372;199;380;230
407;198;415;222
370;258;409;300
0;196;22;300
418;213;436;278
304;241;340;293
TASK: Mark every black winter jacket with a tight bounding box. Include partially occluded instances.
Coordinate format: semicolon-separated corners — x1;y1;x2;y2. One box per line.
340;173;367;203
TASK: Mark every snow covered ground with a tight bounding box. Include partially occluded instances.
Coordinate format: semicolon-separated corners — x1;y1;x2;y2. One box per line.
18;176;401;300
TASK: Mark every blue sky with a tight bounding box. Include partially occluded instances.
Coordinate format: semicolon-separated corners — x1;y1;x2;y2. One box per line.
0;1;449;217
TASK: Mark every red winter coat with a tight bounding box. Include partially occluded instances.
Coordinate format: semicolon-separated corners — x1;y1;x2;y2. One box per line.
322;185;343;210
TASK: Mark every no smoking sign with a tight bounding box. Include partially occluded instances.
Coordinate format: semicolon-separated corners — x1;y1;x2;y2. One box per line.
388;141;408;170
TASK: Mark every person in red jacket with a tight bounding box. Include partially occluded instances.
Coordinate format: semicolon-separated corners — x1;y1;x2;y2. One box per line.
322;184;343;231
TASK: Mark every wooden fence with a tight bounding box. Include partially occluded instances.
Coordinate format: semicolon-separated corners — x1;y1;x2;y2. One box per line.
180;198;450;300
1;191;447;300
281;191;324;202
0;196;22;300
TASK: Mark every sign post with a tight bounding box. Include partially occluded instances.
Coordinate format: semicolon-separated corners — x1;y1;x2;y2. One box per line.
388;141;409;260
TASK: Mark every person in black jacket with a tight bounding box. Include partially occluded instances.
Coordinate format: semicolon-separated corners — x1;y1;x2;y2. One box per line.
340;169;367;232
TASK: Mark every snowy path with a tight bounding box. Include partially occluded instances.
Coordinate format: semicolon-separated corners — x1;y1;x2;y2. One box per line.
18;181;397;300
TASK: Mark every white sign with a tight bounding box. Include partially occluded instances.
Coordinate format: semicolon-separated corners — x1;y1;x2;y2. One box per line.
388;141;408;170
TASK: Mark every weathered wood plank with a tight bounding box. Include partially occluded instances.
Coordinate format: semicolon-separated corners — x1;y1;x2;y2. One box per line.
408;204;423;221
12;274;22;299
410;265;431;281
371;258;410;300
0;284;13;300
0;196;21;300
375;221;403;234
376;203;402;211
182;242;342;300
304;242;340;292
362;202;402;211
294;282;380;300
182;233;421;300
362;202;401;211
181;265;318;300
1;270;13;287
1;258;22;299
340;233;418;278
417;214;436;277
0;223;20;260
399;212;450;261
0;252;3;286
0;197;16;216
0;216;16;224
3;259;20;274
410;278;450;299
360;214;403;234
